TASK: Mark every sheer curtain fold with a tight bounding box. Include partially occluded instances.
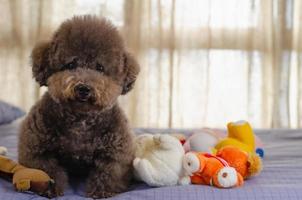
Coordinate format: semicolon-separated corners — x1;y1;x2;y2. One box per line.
123;0;302;128
0;0;301;128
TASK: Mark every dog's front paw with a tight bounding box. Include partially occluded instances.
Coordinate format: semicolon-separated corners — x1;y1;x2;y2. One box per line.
40;170;67;198
39;180;64;198
86;190;117;199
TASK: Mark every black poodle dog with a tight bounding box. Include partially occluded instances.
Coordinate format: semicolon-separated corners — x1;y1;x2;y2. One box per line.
18;15;140;198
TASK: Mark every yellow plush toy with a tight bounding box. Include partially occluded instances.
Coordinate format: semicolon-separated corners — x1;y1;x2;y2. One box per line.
214;120;255;154
213;121;263;180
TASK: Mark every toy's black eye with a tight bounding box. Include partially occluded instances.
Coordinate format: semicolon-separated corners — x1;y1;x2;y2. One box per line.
96;63;105;73
63;59;77;70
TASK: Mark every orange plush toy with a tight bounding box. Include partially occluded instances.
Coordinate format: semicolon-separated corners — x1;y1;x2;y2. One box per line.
182;152;243;188
216;146;262;179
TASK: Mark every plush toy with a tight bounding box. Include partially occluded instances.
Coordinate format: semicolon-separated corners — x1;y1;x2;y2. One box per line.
133;134;185;187
215;120;256;154
0;155;54;195
216;146;262;179
170;133;187;145
176;120;265;158
0;147;7;155
183;129;220;153
181;151;243;188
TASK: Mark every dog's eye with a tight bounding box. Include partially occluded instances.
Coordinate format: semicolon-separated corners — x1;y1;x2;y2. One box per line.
63;59;77;70
96;63;105;73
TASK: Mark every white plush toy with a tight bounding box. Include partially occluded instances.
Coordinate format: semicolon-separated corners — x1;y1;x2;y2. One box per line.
0;147;7;155
133;134;185;187
183;129;219;153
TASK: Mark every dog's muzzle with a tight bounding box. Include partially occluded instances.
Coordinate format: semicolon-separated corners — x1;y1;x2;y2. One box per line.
74;83;92;102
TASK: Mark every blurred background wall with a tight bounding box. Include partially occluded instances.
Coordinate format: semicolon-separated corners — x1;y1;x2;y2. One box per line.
0;0;302;129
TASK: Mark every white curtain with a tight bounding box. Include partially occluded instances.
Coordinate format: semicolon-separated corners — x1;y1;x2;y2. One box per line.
0;0;301;129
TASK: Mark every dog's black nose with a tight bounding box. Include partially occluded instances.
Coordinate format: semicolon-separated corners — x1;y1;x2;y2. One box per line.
74;84;91;101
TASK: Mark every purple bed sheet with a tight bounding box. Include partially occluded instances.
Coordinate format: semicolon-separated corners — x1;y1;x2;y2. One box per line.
0;120;302;200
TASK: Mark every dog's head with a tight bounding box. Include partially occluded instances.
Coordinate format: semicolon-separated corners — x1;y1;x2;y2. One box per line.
31;15;140;111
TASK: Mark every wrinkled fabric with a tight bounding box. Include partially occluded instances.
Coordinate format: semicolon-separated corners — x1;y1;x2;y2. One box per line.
0;101;24;125
0;122;301;200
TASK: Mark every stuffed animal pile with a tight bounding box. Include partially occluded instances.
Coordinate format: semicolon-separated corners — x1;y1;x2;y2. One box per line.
0;120;263;196
182;121;264;157
133;120;263;188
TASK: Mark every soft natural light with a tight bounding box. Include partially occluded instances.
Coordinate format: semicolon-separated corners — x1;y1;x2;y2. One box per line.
149;0;259;29
0;0;300;129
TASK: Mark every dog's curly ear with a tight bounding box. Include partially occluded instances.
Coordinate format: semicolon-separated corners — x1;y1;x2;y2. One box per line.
122;51;140;95
31;41;52;86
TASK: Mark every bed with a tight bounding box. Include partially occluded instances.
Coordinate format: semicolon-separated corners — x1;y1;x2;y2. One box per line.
0;119;301;200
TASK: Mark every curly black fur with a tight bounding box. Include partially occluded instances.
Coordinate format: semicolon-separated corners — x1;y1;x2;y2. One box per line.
18;15;140;198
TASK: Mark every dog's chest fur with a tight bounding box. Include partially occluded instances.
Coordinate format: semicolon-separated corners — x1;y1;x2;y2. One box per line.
58;118;97;161
49;107;114;165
